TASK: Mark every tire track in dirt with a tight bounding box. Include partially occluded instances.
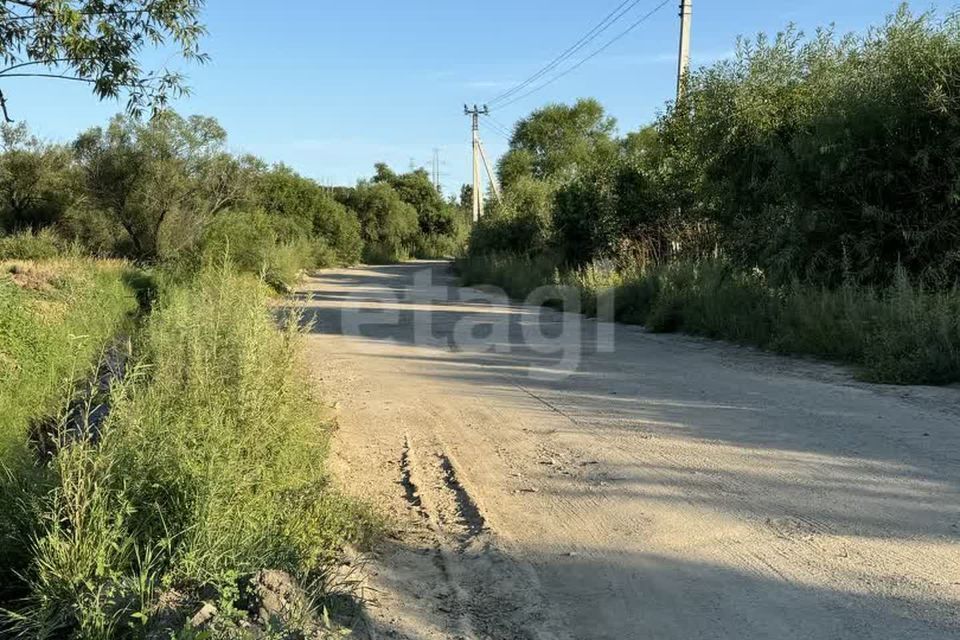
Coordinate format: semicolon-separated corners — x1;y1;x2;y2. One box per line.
396;430;564;640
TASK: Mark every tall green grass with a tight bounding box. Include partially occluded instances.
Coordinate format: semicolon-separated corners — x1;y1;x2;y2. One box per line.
458;252;559;300
456;253;960;385
0;230;68;261
2;264;373;638
0;258;138;464
0;256;138;607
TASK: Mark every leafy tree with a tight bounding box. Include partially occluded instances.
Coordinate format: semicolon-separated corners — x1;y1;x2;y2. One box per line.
339;181;418;262
73;111;248;259
0;122;72;232
458;183;473;213
657;6;960;285
0;0;207;118
370;162;467;257
497;98;618;189
372;162;460;237
256;165;362;264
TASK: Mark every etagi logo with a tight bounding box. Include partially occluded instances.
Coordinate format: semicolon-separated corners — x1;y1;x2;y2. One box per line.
339;267;615;381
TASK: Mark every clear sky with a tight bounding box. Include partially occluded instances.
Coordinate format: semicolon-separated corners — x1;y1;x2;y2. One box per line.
2;0;939;196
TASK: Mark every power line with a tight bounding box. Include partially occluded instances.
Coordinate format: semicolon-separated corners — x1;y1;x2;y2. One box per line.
488;0;647;108
490;0;672;112
486;114;515;138
481;117;512;141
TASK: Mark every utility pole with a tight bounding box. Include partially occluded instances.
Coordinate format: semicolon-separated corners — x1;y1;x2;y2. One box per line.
464;104;488;222
676;0;692;101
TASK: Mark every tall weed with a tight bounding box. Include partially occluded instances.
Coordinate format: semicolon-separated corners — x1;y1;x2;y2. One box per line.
459;253;960;385
5;264;373;637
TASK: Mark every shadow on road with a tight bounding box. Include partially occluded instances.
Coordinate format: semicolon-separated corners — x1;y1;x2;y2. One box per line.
280;261;960;638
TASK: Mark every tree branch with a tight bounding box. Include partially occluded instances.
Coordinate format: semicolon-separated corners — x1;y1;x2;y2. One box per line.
0;89;13;122
0;58;100;75
0;72;101;83
0;72;165;88
1;7;154;23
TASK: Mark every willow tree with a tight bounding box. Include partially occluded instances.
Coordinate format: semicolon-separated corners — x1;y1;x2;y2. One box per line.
0;0;207;118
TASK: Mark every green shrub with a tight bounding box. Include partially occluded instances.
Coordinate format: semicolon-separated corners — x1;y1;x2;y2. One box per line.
311;196;363;265
773;284;877;362
656;6;960;286
362;241;408;265
311;234;340;268
457;252;558;300
56;207;132;257
561;261;623;317
460;253;960;385
413;232;464;259
0;229;66;260
859;275;960;384
340;182;418;263
200;210;313;290
468;177;556;258
0;125;73;234
7;265;374;637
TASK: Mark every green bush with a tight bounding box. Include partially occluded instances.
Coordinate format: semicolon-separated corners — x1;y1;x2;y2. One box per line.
256;167;363;266
200;210;314;290
56;207;133;257
773;284;878;362
6;265;373;637
560;261;623;317
0;229;67;260
468;176;556;258
339;182;418;263
0;124;74;234
626;262;960;383
311;196;363;265
656;6;960;286
457;252;558;300
362;241;408;265
459;253;960;385
413;232;464;259
859;275;960;384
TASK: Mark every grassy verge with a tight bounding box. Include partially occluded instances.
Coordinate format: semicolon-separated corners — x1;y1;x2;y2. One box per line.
1;262;374;638
0;258;139;464
457;253;960;385
0;256;140;610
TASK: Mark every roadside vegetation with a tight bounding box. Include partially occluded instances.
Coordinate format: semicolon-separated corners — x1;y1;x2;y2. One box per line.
0;1;469;636
0;101;473;633
0;253;382;636
0;257;139;596
1;262;374;638
0;109;471;637
460;5;960;385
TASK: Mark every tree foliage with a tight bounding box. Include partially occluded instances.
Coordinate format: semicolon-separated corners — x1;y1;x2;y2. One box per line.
0;123;71;232
0;116;464;270
473;5;960;287
496;97;618;190
337;180;418;263
73;111;247;259
0;0;207;117
372;162;463;238
256;165;363;264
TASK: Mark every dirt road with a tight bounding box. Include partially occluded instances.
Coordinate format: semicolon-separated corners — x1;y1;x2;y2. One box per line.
292;261;960;640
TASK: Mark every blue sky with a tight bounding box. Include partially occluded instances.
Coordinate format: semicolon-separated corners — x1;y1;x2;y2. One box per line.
2;0;938;196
